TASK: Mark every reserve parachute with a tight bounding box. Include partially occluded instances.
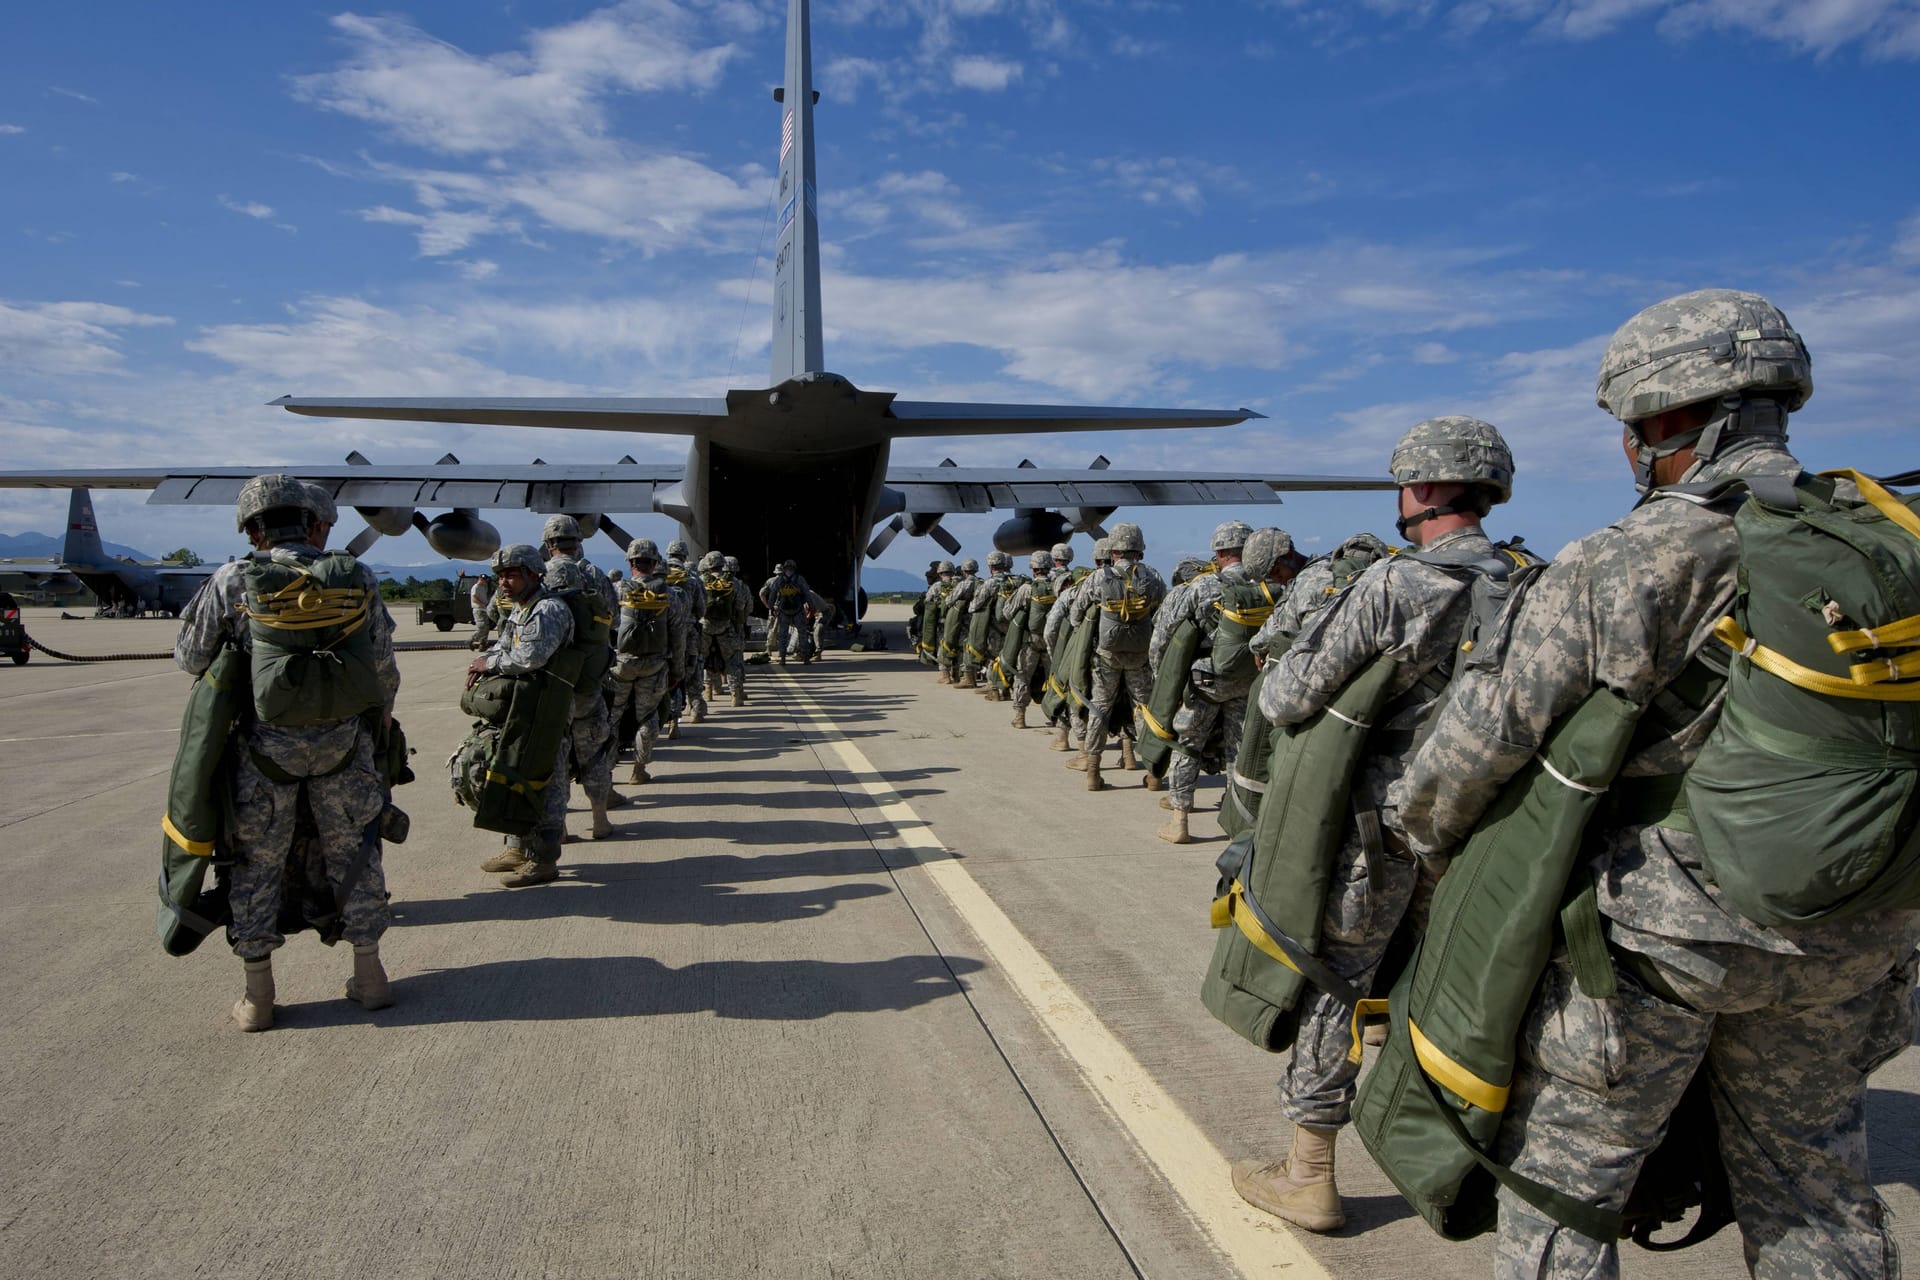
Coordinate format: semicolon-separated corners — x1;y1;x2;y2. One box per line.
242;551;385;726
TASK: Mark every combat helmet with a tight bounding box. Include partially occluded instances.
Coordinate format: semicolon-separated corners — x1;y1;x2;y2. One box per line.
667;539;691;561
1210;520;1253;554
960;558;979;574
1050;542;1073;565
543;557;587;593
1242;527;1296;582
1107;523;1145;554
987;550;1012;571
781;559;798;573
1597;288;1811;489
303;483;338;528
724;556;741;573
491;543;546;576
234;473;315;532
625;537;661;564
698;550;725;572
1389;417;1515;506
936;560;955;575
1172;556;1210;586
1092;537;1112;565
1028;550;1051;573
541;514;582;543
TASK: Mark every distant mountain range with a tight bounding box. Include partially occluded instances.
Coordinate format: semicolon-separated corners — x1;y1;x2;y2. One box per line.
0;531;931;594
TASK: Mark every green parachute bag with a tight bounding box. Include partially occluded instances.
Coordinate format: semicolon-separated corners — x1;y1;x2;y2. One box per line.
965;600;995;671
1687;469;1920;925
939;588;970;665
1200;653;1400;1051
1349;686;1642;1243
462;633;585;836
1211;579;1276;686
991;601;1032;696
1220;666;1272;839
1138;618;1201;779
158;644;248;956
1041;609;1098;722
243;552;386;727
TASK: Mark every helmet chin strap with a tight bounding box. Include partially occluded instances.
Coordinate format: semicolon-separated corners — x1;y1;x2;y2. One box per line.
1632;395;1790;492
1394;502;1470;542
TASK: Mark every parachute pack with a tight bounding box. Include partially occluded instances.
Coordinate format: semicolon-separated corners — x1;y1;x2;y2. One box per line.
701;572;736;629
618;579;673;662
1095;565;1156;653
241;551;386;727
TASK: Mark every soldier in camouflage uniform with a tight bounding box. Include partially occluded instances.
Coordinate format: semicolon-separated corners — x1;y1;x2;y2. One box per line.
664;539;708;722
1149;521;1262;843
922;561;956;676
1044;538;1104;752
759;559;828;664
1396;290;1920;1279
1002;550;1056;727
723;555;751;697
942;558;981;685
967;549;1018;696
1249;532;1389;662
469;543;576;887
540;516;620;837
176;475;401;1030
695;551;748;707
606;539;691;785
1070;523;1166;792
1232;416;1521;1233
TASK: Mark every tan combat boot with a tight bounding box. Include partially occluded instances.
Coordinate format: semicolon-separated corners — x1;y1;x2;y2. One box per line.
630;764;650;785
480;846;526;873
1143;772;1164;793
691;705;706;724
1120;737;1137;771
232;957;274;1032
590;796;613;840
346;941;393;1010
1049;723;1069;751
607;790;630;809
936;670;951;685
732;687;745;707
1011;705;1028;729
1156;809;1191;845
1230;1125;1345;1233
1159;794;1175;810
1085;754;1106;792
500;860;559;888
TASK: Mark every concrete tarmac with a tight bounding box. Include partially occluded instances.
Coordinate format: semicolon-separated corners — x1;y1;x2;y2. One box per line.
2;604;1916;1280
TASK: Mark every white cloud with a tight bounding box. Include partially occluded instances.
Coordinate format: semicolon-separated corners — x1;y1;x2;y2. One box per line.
0;124;24;135
1437;0;1920;57
1092;156;1245;213
1413;341;1459;363
218;195;275;219
1895;211;1920;264
457;259;500;281
109;171;136;183
49;86;98;104
0;299;173;376
951;55;1023;90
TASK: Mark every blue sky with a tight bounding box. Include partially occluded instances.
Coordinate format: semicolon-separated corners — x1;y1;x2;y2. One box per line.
3;0;1917;576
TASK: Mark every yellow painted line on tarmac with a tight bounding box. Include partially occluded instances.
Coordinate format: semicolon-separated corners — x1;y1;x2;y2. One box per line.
780;672;1328;1280
0;728;179;744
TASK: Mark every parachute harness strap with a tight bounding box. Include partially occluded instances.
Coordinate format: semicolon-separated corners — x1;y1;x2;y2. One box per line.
241;570;370;648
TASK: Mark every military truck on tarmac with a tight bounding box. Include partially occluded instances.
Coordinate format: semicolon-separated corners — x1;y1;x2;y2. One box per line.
0;591;27;664
415;573;480;632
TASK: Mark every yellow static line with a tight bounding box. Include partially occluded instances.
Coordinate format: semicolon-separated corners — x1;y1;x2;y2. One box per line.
779;671;1329;1280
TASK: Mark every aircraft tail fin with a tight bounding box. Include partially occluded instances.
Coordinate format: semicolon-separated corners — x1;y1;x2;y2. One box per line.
769;0;823;383
64;488;108;567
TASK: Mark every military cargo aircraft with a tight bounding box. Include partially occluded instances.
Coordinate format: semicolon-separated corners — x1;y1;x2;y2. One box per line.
0;0;1389;639
13;489;216;617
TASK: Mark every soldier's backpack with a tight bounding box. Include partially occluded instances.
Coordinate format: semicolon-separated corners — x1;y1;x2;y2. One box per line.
1138;617;1203;779
701;571;736;631
617;578;672;661
1686;469;1920;924
1211;579;1276;685
1095;565;1156;653
242;551;386;727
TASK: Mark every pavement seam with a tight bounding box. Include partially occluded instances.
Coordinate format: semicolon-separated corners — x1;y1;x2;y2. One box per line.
775;668;1330;1280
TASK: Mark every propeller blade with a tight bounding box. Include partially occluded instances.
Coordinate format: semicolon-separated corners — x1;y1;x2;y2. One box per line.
931;526;962;556
1084;523;1109;540
865;515;904;560
346;525;383;557
597;515;636;551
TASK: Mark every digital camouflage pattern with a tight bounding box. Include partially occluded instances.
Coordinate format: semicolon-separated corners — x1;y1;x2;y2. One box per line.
1394;440;1920;1277
174;549;400;958
233;473;314;529
1002;561;1059;711
1259;525;1498;1130
1074;556;1165;770
759;567;827;661
608;569;689;773
482;581;577;863
1388;416;1514;504
1595;288;1813;423
1151;561;1253;811
966;563;1017;683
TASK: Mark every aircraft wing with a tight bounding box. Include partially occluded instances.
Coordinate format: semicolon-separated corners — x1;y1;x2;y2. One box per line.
271;396;729;433
0;462;687;514
883;402;1261;436
882;466;1392;515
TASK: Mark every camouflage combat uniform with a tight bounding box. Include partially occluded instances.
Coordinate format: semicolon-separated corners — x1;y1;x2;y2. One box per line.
666;554;708;717
942;569;980;684
701;565;752;698
1003;568;1059;713
1044;569;1092;743
967;565;1016;688
1395;442;1920;1279
486;583;576;864
1072;554;1166;773
760;568;827;662
607;570;690;776
1151;563;1252;813
1260;525;1499;1128
175;545;400;958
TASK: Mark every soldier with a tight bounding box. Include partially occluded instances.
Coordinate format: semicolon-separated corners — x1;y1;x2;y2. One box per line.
759;559;827;664
466;544;578;887
722;555;751;699
606;539;690;786
1148;520;1261;844
942;558;981;685
921;560;955;675
175;474;401;1029
1070;523;1166;791
1231;416;1521;1232
664;539;709;722
1003;550;1055;727
467;572;494;623
1396;290;1920;1277
1044;538;1104;753
540;516;620;837
697;550;751;707
967;549;1017;696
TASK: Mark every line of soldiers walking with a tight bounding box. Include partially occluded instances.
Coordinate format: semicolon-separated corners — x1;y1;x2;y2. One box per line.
913;289;1920;1279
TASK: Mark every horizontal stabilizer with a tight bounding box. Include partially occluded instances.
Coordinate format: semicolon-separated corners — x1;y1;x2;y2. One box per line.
272;396;730;435
885;401;1261;437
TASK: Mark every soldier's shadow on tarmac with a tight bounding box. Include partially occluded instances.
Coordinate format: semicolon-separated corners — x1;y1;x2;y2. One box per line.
286;952;985;1028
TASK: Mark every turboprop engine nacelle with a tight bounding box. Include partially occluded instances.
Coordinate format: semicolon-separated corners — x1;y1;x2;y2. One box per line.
991;510;1071;555
565;513;602;538
424;511;501;562
355;506;416;537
